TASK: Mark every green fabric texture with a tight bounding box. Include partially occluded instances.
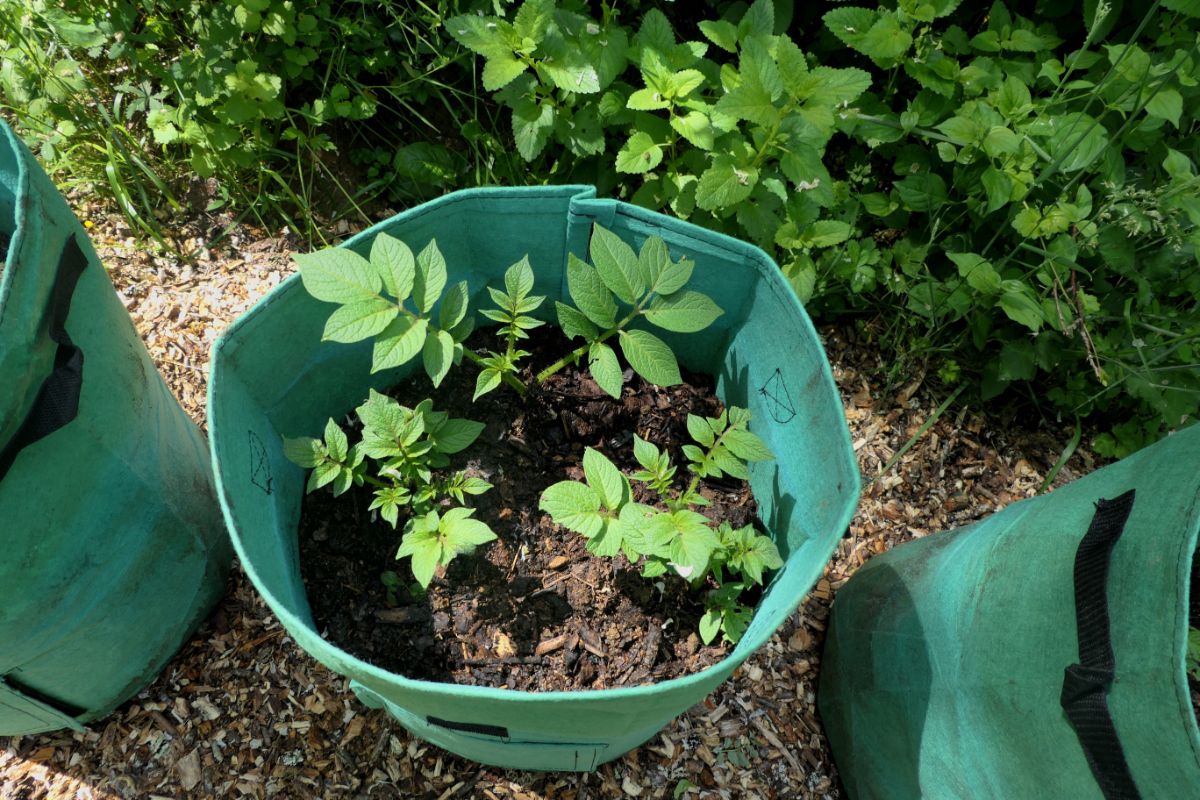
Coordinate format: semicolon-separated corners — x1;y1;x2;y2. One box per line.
819;424;1200;799
208;185;860;771
0;121;232;736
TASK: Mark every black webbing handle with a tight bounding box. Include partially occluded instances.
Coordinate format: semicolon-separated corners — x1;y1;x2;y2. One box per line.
0;235;88;482
1060;489;1142;800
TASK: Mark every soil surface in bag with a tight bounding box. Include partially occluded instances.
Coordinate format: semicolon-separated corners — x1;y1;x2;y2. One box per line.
299;327;765;691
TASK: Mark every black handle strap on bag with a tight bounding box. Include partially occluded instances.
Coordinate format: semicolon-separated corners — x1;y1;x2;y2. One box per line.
1060;489;1142;800
0;234;88;482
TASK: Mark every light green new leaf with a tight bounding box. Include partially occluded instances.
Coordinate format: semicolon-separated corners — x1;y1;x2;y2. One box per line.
443;14;513;59
590;224;643;303
432;418;485;454
295;248;381;304
483;52;528;91
687;414;716;447
473;368;502;400
540;480;605;537
583;447;630;510
414;240;447;313
670;111;715;151
556;301;600;341
282;436;323;468
441;507;498;551
1145;88;1183;127
632;434;661;471
439;281;470;331
695;156;758;211
698;20;738;52
587;519;625;557
638;236;669;290
723;428;774;462
371;233;415;302
588;341;624;398
321;297;398;343
372;316;429;372
504;256;535;299
323;418;348;461
699;608;722;645
644;290;722;333
422;329;455;387
616;131;664;174
511;97;555;161
619;329;681;386
654;255;694;296
567;253;618;327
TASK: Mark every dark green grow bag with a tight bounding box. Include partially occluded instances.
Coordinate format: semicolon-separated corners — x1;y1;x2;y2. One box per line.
820;424;1200;799
209;185;860;771
0;121;231;735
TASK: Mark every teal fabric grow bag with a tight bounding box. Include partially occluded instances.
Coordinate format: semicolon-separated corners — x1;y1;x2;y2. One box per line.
819;424;1200;799
0;121;232;735
208;185;860;771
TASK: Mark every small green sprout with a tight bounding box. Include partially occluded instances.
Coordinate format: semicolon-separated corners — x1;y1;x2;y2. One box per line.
396;507;498;588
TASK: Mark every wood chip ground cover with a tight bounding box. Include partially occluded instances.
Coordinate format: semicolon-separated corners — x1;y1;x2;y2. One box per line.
1;201;1108;799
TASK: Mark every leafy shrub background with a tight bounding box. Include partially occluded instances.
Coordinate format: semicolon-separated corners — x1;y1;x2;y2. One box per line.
2;0;1197;453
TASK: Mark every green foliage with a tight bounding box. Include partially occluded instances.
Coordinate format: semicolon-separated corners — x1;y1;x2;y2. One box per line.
445;0;1200;452
284;390;492;587
541;223;723;396
475;257;546;399
539;406;778;645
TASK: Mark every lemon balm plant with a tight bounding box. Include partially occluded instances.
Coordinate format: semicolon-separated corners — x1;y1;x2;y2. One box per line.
283;221;780;644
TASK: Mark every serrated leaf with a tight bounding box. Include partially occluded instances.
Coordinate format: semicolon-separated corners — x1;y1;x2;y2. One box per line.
791;66;871;106
322;297;398;343
540;480;605;537
696;156;758;211
473;368;502;400
714;78;778;127
414;240;447;314
567;253;618;327
295;248;381;304
619;329;681;386
644;290;722;333
483;53;528;91
627;87;670;111
583;447;630;510
283;436;323;468
556;301;601;340
422;329;454;387
372;316;429;372
511;97;555;161
895;173;947;212
588;341;623;398
670;111;715;150
590;224;643;303
444;14;513;59
616;131;663;173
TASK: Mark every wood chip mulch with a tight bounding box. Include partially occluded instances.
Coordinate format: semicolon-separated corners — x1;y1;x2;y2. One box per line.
0;203;1098;799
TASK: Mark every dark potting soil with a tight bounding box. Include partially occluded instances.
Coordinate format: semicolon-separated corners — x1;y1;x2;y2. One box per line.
298;326;764;691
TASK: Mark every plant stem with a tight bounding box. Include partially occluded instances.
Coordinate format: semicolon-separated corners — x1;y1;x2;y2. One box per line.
534;305;643;383
462;347;527;395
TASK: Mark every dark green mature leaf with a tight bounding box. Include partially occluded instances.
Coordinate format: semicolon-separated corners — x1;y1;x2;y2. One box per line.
296;248;380;304
567;253;618;327
895;173;947;212
998;280;1044;331
644;290;723;332
619;328;681;386
948;252;1001;295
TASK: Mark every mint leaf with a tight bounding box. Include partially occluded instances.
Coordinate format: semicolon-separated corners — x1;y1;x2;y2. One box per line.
483;52;528;91
295;248;381;304
644;290;722;333
696;156;758;211
567;253;618;327
588;341;623;398
698;20;738;52
321;297;398;343
619;328;682;386
444;15;513;60
615;131;664;174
